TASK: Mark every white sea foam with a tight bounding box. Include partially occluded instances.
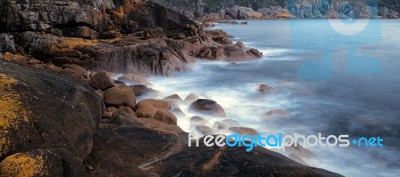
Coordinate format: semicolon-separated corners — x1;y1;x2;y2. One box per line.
107;20;400;177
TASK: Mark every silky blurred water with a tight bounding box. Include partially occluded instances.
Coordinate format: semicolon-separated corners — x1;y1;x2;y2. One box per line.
147;20;400;177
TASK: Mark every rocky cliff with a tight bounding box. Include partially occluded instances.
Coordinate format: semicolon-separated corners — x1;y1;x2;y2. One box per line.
155;0;400;19
0;0;262;76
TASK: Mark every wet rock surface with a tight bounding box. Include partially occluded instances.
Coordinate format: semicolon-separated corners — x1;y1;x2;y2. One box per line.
189;99;227;117
258;83;274;93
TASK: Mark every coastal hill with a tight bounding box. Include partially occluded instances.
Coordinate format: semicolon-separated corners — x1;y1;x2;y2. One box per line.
154;0;400;19
0;0;342;176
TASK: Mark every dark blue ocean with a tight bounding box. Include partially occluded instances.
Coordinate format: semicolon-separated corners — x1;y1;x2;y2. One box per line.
147;19;400;177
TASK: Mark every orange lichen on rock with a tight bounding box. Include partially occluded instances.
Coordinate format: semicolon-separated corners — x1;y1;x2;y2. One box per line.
0;153;45;177
276;13;291;19
0;74;30;157
47;37;99;55
2;52;27;63
62;37;99;49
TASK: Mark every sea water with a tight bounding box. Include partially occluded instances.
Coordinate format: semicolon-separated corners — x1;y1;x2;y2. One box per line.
147;20;400;177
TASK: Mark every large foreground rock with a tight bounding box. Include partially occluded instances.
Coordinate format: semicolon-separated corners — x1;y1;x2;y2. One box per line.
0;60;103;176
154;142;342;176
85;124;342;177
153;139;342;177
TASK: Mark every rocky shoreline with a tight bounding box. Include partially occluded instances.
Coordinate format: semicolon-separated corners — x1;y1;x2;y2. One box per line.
0;60;343;177
1;0;342;176
156;0;400;20
0;0;262;76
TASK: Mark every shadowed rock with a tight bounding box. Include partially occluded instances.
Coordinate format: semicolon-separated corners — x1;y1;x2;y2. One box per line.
189;99;227;117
